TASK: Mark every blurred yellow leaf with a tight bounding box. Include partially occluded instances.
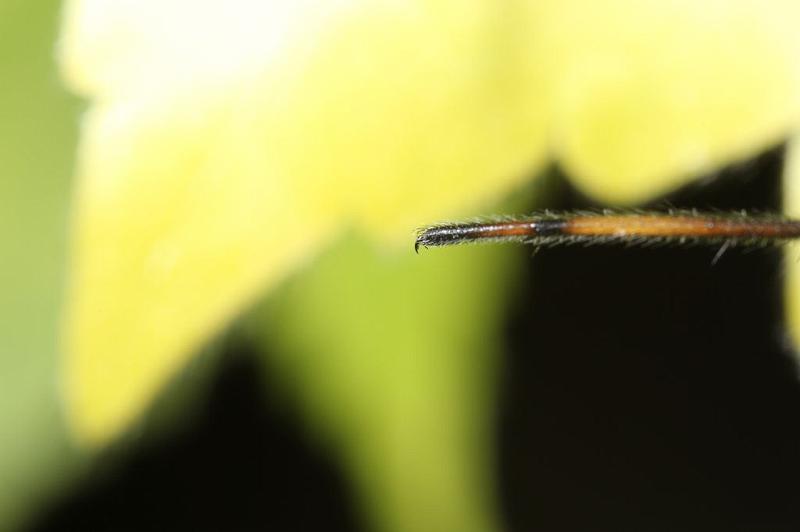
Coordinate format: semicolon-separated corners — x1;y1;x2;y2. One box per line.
60;1;548;446
60;0;800;445
542;1;800;202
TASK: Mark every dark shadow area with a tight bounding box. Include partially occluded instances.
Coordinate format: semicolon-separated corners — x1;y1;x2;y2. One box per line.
29;351;359;532
500;146;800;532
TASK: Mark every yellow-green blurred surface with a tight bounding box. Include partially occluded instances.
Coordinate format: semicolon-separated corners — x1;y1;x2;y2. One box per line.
784;135;800;354
0;0;81;527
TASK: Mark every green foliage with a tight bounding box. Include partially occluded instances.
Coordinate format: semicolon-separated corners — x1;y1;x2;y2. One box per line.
0;0;82;527
248;234;524;532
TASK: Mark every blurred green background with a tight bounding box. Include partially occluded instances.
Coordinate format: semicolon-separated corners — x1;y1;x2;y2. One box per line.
0;0;80;528
5;3;800;532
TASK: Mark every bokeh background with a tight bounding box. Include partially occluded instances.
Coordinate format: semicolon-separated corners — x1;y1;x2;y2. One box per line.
4;2;800;532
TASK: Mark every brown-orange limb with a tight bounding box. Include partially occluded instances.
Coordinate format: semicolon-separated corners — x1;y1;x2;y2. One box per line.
415;211;800;252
